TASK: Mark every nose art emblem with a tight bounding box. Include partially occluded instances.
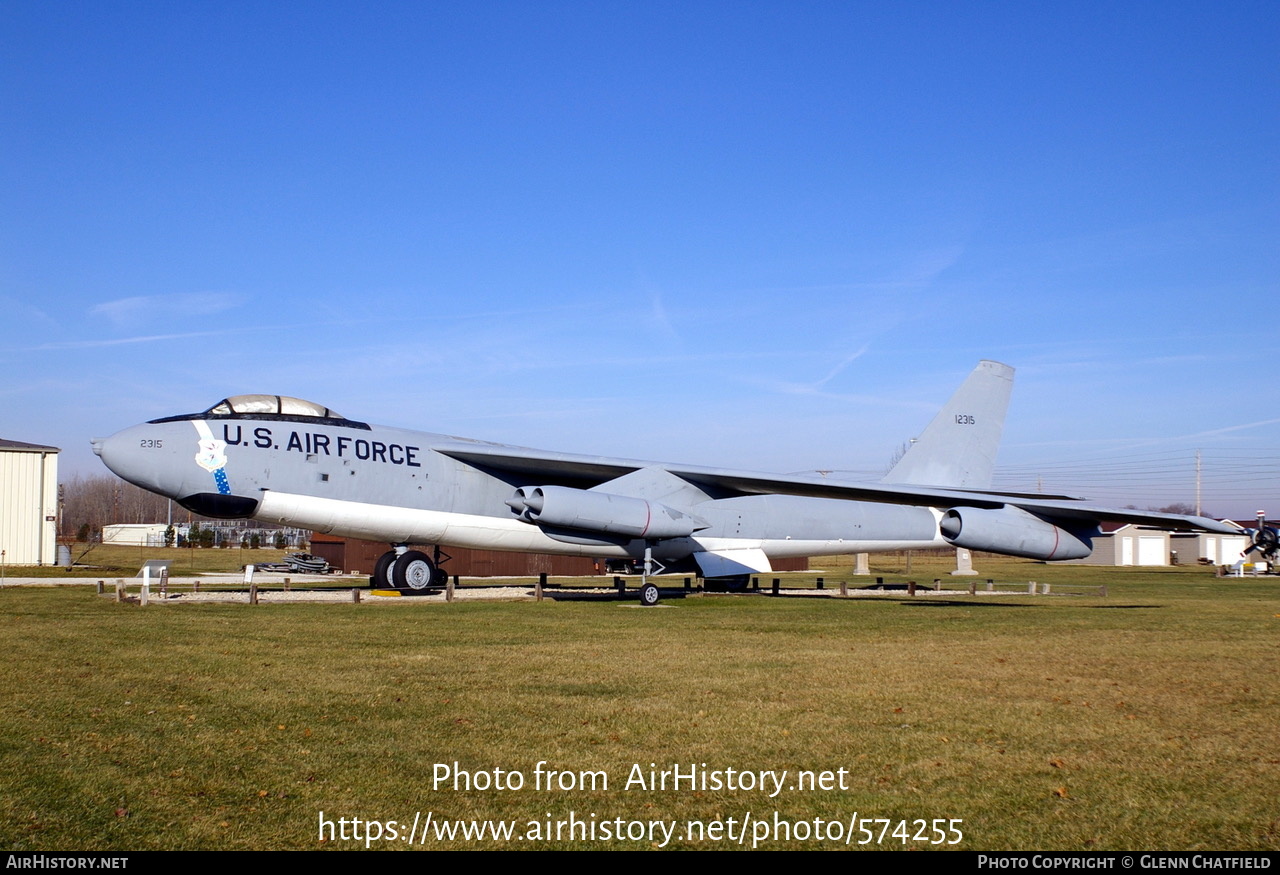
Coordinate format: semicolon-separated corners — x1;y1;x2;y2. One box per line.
192;421;232;495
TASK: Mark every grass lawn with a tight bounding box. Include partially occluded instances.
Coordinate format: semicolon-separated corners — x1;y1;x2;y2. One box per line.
1;559;1277;851
8;543;294;579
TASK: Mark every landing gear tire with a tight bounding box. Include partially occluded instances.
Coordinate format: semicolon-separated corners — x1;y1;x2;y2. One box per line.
639;582;660;606
392;550;436;591
372;551;397;589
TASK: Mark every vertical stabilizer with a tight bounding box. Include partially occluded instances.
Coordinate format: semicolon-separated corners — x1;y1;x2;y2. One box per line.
880;360;1014;489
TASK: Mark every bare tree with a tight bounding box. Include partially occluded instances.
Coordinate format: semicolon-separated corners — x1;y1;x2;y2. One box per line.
60;474;174;540
1155;502;1216;519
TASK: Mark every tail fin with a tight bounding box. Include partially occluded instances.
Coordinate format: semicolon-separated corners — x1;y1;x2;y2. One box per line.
880;360;1014;489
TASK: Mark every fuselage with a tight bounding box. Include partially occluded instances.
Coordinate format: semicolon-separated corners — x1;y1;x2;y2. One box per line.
93;398;947;570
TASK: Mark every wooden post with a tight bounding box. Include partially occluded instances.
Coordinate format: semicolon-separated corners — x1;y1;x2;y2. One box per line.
115;579;124;603
194;579;200;592
140;579;149;607
969;581;976;596
96;580;104;595
446;576;455;603
534;574;543;602
839;580;848;597
159;567;168;598
987;580;994;592
907;581;916;597
249;582;258;605
1043;583;1051;595
351;588;361;603
816;576;824;590
283;577;291;592
934;578;941;591
1027;581;1036;594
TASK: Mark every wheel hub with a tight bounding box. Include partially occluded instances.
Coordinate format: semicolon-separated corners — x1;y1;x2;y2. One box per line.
403;559;433;590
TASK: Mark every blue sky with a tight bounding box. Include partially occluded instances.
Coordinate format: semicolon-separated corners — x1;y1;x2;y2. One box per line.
3;1;1277;517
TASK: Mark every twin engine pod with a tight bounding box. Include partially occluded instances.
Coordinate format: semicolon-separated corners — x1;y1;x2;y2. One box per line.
940;505;1094;561
506;485;705;540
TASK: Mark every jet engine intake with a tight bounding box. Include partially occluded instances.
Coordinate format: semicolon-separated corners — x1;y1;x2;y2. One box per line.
940;505;1093;561
506;485;702;540
177;492;260;519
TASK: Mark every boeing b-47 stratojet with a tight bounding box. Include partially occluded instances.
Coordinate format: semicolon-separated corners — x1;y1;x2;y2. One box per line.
93;361;1234;604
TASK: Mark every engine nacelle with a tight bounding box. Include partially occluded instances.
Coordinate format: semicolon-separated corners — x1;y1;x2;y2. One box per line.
939;505;1094;561
506;485;703;540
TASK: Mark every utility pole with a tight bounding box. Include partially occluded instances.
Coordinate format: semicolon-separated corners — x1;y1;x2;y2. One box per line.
1195;449;1202;517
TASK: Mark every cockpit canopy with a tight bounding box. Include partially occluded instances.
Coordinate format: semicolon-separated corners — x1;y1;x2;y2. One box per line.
149;394;369;429
205;395;344;419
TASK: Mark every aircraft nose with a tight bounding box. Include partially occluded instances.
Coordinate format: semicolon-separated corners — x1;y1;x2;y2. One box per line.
95;421;262;519
94;424;184;498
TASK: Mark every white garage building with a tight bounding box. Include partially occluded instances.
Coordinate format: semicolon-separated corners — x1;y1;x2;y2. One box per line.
1066;523;1171;566
101;523;170;546
1171;525;1251;567
0;439;60;566
1069;521;1251;567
